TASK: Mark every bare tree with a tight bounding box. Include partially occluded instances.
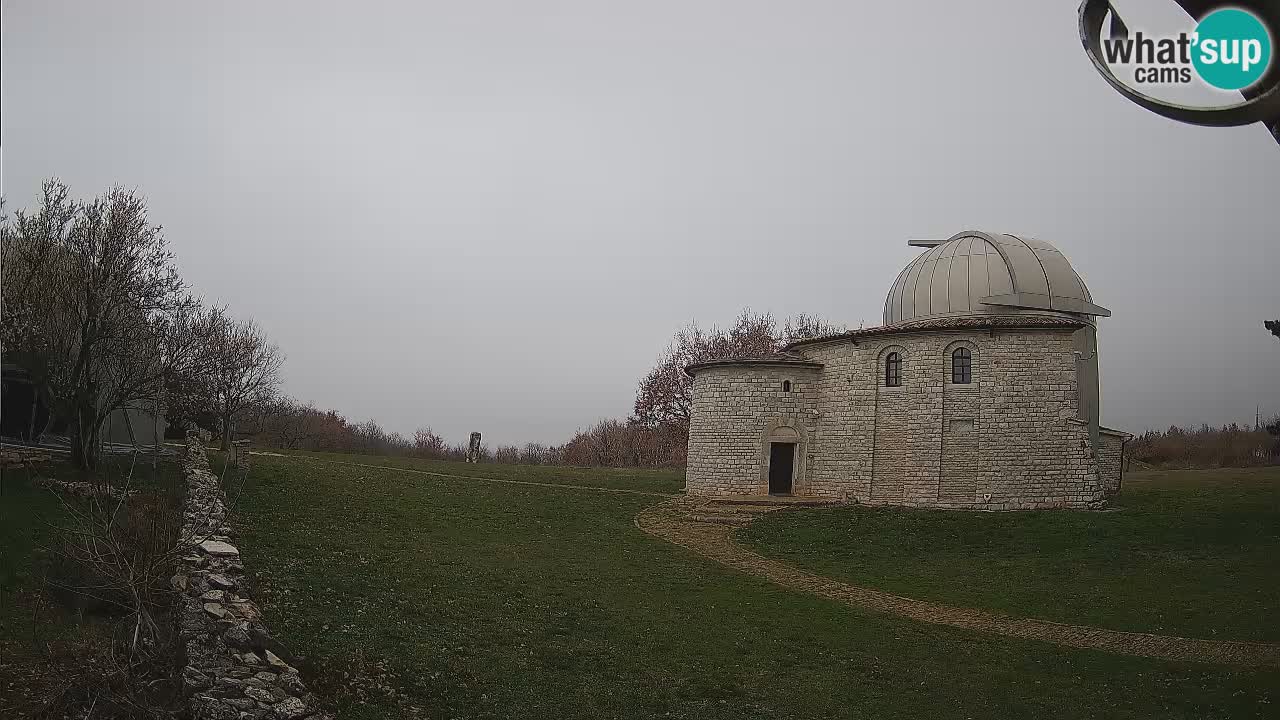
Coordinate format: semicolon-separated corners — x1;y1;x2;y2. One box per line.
782;312;845;343
1;186;74;442
493;445;521;464
632;309;843;437
273;400;332;449
552;418;685;468
1;183;75;362
581;418;626;466
413;426;448;458
520;442;550;465
3;180;205;470
345;418;413;455
205;315;284;450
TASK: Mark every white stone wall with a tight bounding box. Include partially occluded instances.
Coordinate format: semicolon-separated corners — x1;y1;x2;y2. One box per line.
1098;430;1126;496
685;365;820;496
686;327;1111;509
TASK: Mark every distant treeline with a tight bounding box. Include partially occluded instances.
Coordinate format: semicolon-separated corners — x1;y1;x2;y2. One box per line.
230;400;689;467
1128;420;1280;469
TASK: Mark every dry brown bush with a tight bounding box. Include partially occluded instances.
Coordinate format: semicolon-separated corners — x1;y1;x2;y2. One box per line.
25;461;190;719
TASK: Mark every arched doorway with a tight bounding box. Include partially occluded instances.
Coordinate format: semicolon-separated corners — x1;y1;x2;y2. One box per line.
765;425;800;495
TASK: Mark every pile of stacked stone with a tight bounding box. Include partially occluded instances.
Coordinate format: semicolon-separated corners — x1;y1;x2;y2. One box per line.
0;446;51;467
173;435;330;720
34;475;137;498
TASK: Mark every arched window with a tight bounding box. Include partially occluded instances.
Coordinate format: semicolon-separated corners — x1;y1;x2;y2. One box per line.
782;380;792;393
952;347;972;384
884;352;901;387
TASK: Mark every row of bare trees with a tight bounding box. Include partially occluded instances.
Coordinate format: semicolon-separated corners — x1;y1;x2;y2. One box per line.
2;179;284;469
233;405;555;463
233;401;417;455
1128;421;1280;469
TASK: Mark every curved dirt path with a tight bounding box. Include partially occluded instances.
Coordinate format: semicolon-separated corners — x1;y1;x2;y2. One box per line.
636;498;1280;668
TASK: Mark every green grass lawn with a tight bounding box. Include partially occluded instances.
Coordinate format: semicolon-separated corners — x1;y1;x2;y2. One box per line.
740;467;1280;643
230;453;1279;719
0;452;185;717
288;451;686;495
2;452;182;641
0;460;69;639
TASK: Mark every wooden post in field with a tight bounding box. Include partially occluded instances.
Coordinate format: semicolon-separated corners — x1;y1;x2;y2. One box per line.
232;440;251;473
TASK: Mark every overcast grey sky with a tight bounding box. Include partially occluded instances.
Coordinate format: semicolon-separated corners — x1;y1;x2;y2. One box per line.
4;0;1278;446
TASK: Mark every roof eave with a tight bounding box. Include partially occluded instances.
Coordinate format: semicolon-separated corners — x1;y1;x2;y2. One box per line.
684;359;825;378
783;316;1088;351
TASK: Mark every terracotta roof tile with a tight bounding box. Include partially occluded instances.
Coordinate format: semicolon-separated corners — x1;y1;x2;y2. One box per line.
684;351;823;377
784;314;1086;350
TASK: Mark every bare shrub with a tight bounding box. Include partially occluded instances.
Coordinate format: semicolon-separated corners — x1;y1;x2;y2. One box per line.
25;625;179;719
204;314;284;451
46;488;181;653
33;458;190;718
493;445;521;464
555;419;685;468
519;443;550;465
413;427;449;458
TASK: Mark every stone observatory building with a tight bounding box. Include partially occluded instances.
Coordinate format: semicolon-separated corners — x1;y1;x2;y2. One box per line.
684;230;1129;510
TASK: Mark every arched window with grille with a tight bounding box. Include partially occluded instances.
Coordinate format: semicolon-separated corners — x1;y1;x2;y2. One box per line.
884;352;901;387
952;347;972;384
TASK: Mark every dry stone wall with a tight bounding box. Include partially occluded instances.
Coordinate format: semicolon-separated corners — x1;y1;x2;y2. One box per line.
174;435;331;720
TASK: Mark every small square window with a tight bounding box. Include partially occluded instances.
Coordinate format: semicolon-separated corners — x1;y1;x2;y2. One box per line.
782;380;792;392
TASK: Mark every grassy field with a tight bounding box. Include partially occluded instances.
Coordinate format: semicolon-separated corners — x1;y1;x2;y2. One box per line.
291;450;685;494
230;453;1278;719
741;467;1280;643
0;460;71;640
